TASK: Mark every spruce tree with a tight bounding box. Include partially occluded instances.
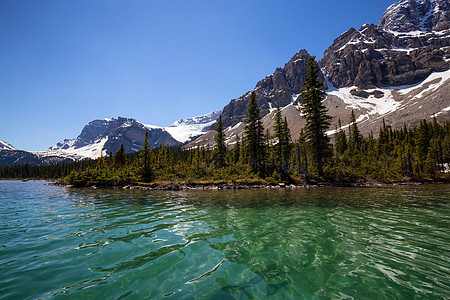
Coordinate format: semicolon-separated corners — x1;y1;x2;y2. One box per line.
115;142;126;165
214;116;227;168
281;117;292;171
273;105;284;169
335;118;347;155
349;110;362;153
140;129;153;182
244;91;265;173
299;56;332;177
233;135;241;165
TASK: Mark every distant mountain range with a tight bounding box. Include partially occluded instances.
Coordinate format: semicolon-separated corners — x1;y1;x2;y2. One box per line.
0;110;222;166
1;0;449;166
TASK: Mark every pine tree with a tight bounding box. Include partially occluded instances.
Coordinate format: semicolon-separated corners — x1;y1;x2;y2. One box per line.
349;110;362;153
115;142;126;165
244;91;265;173
273;105;284;170
281;117;292;171
214;116;227;168
335;118;347;155
233;135;241;165
140;129;153;182
299;56;332;177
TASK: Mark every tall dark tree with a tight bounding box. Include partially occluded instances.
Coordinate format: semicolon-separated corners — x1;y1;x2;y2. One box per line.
244;91;265;173
214;116;227;168
233;135;241;164
273;105;284;168
140;129;153;182
299;56;332;177
115;142;126;165
281;117;292;171
349;110;362;153
334;118;347;155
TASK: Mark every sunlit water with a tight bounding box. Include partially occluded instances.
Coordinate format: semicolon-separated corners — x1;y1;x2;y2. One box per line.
0;181;449;299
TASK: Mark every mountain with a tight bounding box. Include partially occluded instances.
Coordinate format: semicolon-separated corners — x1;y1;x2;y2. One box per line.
164;109;223;143
188;0;450;149
0;140;74;167
45;117;181;159
0;141;16;151
218;50;326;130
321;0;449;89
0;110;223;166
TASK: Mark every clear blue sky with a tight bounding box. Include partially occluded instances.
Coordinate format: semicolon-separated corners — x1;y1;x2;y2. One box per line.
1;0;396;151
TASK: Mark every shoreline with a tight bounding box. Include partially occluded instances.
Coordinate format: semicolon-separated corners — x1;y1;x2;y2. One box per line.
49;180;449;191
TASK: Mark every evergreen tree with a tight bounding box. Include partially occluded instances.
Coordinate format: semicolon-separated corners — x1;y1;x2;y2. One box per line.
349;110;362;153
297;129;309;181
214;116;227;168
233;135;241;165
299;56;332;177
140;129;153;182
244;91;265;173
281;117;292;171
115;142;126;165
334;118;347;155
273;105;284;170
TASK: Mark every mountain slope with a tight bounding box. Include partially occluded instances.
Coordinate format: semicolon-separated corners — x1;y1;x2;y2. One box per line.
188;0;450;149
0;141;16;151
164;109;222;143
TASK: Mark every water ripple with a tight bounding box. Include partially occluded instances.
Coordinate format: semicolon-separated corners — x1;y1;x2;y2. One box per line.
0;181;449;299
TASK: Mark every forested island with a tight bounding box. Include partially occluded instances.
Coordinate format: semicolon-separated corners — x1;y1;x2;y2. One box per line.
2;58;449;188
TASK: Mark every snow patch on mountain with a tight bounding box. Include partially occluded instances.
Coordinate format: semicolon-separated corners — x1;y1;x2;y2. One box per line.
38;137;108;160
0;141;16;151
164;109;222;143
325;68;450;135
398;68;450;98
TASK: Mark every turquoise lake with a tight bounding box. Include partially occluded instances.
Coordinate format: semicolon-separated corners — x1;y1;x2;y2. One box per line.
0;181;449;299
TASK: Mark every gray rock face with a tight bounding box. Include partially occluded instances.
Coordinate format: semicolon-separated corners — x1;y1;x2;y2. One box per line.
321;0;450;89
219;49;326;128
51;117;181;155
378;0;450;32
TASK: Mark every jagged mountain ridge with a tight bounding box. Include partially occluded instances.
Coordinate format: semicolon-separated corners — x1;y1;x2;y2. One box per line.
378;0;449;32
219;50;326;129
321;0;450;89
188;0;450;149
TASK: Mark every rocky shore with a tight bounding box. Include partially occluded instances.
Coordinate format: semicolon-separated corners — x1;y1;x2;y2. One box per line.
52;180;437;191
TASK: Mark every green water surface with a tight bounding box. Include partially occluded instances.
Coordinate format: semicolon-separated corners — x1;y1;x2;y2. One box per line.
0;181;449;299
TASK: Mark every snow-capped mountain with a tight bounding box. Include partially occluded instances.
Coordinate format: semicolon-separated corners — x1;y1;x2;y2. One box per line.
164;109;222;143
0;110;223;165
188;0;450;148
44;117;181;160
0;141;16;151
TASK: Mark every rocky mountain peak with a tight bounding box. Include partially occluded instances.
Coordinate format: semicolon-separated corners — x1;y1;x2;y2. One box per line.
378;0;450;32
217;49;325;129
321;0;449;89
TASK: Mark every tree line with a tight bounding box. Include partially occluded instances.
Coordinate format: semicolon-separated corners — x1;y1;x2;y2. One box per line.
2;57;449;185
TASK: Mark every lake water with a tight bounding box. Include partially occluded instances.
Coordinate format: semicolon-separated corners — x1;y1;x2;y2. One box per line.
0;181;449;299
